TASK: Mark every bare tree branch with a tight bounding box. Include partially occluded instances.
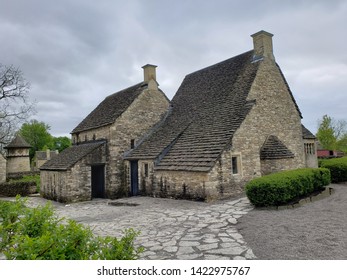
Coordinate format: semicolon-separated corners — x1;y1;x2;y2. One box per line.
0;63;36;148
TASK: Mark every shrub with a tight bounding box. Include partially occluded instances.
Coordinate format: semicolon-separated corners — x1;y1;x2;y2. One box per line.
9;174;41;192
245;168;331;207
0;197;143;260
319;157;347;183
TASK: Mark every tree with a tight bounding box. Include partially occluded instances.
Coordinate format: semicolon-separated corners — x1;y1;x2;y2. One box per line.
52;136;71;153
0;64;35;148
316;114;347;151
337;134;347;153
19;120;53;159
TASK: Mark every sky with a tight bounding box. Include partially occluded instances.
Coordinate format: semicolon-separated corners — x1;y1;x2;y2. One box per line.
1;0;346;137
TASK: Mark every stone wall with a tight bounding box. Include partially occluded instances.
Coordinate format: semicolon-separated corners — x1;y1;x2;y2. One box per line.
6;148;31;174
107;88;169;198
0;155;6;183
72;125;110;145
304;139;318;168
136;159;210;200
227;57;305;187
260;158;296;175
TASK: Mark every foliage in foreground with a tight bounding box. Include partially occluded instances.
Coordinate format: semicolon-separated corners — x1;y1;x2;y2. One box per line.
0;197;143;260
319;157;347;183
245;168;331;207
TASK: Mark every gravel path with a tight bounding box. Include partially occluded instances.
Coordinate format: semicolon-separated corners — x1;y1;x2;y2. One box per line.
236;183;347;259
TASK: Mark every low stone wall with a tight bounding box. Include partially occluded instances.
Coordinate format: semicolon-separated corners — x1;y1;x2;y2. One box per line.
0;181;37;197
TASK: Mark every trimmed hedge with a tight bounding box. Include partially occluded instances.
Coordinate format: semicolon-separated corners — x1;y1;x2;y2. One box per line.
0;181;37;197
245;168;331;207
319;157;347;183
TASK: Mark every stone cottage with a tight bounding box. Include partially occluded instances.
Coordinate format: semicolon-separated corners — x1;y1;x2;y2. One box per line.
4;134;31;177
125;30;317;201
40;65;170;202
41;30;317;203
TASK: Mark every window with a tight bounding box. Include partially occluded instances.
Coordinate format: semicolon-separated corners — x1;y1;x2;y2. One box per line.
304;143;315;155
144;163;149;178
232;156;239;174
130;139;135;149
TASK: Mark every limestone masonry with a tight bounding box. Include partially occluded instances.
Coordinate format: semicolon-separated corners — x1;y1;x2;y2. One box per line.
40;30;318;203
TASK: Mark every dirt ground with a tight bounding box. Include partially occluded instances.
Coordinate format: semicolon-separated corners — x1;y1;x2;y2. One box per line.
236;183;347;259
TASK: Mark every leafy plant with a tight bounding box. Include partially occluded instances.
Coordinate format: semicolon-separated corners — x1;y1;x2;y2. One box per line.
0;196;143;260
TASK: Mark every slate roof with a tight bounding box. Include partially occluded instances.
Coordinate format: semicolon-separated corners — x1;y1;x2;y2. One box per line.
40;141;105;171
126;51;261;171
4;135;31;149
302;124;316;139
71;82;147;134
260;135;295;160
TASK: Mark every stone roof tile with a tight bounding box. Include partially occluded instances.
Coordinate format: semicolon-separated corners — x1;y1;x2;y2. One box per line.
4;135;31;149
260;135;294;160
302;124;316;139
127;51;260;171
40;141;105;171
71;83;147;134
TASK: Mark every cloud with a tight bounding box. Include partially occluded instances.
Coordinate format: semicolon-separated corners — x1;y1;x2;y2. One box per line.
0;0;346;136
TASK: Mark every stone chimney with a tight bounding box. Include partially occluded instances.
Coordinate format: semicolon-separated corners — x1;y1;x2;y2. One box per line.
142;64;158;90
251;30;275;61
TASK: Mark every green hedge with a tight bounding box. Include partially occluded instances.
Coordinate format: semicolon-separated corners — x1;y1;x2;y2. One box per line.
0;181;37;197
245;168;331;207
319;157;347;183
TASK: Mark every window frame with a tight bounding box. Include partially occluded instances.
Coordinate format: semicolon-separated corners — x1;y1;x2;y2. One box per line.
231;153;242;176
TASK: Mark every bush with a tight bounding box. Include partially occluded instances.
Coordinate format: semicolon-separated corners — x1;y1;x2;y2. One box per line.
9;174;41;192
0;197;143;260
0;181;37;197
245;168;331;207
319;157;347;183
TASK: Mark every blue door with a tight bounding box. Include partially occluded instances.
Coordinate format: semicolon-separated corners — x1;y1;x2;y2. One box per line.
130;160;139;196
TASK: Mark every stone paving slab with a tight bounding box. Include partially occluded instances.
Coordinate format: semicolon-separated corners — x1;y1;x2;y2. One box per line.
1;195;256;260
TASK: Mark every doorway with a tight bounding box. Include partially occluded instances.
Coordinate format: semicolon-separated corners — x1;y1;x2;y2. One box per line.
91;165;105;198
130;160;139;196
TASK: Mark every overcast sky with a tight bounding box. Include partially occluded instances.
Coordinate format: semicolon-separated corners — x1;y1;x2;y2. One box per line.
1;0;346;137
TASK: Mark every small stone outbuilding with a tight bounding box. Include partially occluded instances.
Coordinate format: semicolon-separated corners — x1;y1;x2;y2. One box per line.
4;135;31;177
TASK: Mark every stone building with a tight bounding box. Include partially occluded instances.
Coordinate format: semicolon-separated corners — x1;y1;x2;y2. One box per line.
40;65;170;202
4;135;31;176
0;154;6;183
125;30;317;201
34;149;59;170
302;124;318;167
41;30;317;203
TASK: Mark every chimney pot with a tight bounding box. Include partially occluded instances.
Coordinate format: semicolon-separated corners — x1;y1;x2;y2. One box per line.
142;64;157;83
251;30;275;61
